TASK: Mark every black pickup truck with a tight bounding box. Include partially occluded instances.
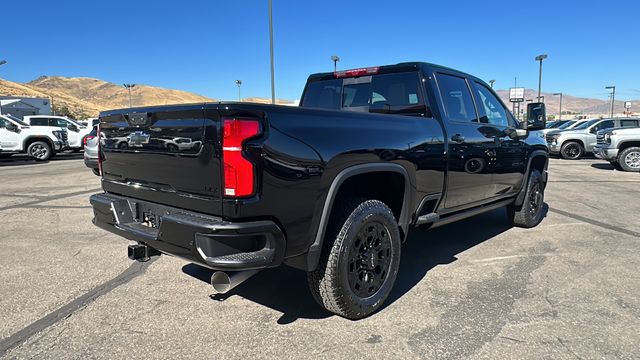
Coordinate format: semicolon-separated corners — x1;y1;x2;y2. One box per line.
91;62;549;319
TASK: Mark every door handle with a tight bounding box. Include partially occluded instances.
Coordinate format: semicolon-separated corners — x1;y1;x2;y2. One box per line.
451;134;465;143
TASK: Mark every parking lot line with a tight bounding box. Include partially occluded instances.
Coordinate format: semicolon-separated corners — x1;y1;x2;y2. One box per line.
0;188;100;212
549;207;640;238
0;258;157;357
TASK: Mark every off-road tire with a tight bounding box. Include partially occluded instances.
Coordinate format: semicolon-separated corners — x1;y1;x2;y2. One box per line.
27;141;52;161
508;169;545;228
560;141;584;160
618;147;640;172
307;198;401;320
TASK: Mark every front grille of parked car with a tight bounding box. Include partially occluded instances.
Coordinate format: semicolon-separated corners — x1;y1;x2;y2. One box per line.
596;133;606;145
61;131;68;142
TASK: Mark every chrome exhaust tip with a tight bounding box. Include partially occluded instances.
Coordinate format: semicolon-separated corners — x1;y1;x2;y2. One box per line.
210;270;259;294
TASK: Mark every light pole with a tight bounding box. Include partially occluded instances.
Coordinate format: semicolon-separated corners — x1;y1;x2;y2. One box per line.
0;60;6;114
489;79;495;89
553;92;563;120
123;83;136;108
535;54;548;102
268;0;275;104
235;80;242;101
331;55;340;72
605;86;616;118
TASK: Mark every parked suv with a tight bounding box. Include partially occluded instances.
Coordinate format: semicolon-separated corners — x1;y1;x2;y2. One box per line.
594;124;640;171
547;118;640;159
23;115;92;151
0;114;68;161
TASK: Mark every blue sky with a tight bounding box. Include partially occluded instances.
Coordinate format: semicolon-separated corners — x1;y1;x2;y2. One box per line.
2;0;639;101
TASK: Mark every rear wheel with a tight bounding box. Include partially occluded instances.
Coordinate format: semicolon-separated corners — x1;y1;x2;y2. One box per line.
27;141;52;161
560;141;584;160
508;169;545;228
307;198;401;319
618;147;640;172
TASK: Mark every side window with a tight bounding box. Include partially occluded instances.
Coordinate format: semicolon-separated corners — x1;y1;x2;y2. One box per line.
472;82;510;127
31;118;48;126
620;120;639;127
594;120;614;132
435;73;478;123
301;79;341;109
0;118;6;128
370;72;422;107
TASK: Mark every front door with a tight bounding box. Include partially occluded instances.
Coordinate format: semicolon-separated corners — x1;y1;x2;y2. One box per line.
469;80;527;198
0;118;22;151
435;72;495;209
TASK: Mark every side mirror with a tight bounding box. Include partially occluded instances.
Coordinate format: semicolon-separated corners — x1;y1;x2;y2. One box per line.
5;122;18;132
526;102;546;130
68;124;79;132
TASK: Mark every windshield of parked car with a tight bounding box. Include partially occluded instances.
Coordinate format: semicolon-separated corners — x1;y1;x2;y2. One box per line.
4;114;30;126
557;121;576;129
572;119;600;130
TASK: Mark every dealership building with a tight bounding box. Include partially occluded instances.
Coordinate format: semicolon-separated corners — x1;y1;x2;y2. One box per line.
0;96;52;118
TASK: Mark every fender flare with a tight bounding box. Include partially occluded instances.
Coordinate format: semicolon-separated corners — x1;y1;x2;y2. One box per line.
514;150;548;208
305;163;412;271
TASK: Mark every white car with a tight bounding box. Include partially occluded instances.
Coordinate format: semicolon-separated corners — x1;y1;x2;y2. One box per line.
0;114;68;161
23;115;92;151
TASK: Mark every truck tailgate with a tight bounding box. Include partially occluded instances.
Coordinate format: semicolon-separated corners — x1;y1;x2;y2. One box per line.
99;105;223;215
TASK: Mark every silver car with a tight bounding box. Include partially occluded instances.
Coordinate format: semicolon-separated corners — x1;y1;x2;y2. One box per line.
546;118;640;159
83;125;99;175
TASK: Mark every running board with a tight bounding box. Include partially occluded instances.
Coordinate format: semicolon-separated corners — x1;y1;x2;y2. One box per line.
417;199;513;229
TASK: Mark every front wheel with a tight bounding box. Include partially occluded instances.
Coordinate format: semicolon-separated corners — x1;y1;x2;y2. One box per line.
307;199;401;319
618;147;640;172
508;169;545;228
27;141;52;161
560;141;584;160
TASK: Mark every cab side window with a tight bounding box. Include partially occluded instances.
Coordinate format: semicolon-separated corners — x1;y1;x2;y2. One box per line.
593;120;614;132
30;118;48;126
472;82;510;127
436;73;478;123
620;120;639;127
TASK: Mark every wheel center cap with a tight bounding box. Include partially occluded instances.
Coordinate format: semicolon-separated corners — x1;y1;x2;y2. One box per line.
364;251;377;269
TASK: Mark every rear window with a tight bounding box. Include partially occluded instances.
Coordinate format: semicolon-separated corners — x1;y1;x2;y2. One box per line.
301;72;424;111
301;79;341;109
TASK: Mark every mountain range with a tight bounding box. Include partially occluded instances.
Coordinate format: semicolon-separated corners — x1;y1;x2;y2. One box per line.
0;76;637;119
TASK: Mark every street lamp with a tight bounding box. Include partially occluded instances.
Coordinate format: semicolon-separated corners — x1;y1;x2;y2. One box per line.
122;83;136;108
489;79;495;89
605;86;616;118
268;0;275;104
235;80;242;101
331;55;340;72
535;54;548;102
553;92;563;120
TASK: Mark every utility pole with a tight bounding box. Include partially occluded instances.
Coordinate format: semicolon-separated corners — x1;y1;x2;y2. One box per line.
268;0;276;104
123;84;136;108
535;54;548;102
489;79;495;89
235;80;242;101
331;55;340;72
553;92;563;120
605;86;616;118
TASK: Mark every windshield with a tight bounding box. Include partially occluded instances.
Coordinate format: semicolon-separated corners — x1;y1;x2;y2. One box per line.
557;121;576;129
573;119;600;130
4;115;30;126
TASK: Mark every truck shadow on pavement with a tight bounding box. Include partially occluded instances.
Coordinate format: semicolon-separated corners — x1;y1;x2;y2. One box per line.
182;206;543;324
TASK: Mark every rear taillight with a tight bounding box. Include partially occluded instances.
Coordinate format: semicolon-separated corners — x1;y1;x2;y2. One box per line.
97;125;103;176
84;135;95;146
334;66;380;78
222;118;261;197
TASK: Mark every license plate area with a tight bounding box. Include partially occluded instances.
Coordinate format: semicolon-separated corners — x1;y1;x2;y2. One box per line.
135;203;163;229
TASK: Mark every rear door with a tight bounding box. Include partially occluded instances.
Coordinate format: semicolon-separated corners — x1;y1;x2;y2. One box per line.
434;72;495;209
99;105;222;215
0;118;22;150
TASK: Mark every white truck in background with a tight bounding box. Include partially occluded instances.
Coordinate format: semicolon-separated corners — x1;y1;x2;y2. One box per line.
23;115;92;151
0;114;68;161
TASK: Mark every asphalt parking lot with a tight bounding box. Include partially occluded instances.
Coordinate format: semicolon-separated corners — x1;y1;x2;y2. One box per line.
1;154;639;359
